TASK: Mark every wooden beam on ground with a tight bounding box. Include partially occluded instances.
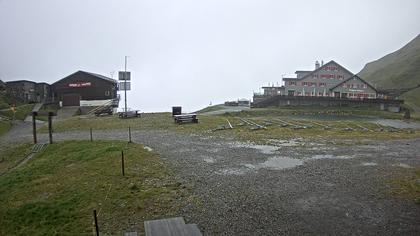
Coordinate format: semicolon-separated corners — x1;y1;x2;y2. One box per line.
239;118;267;130
144;217;202;236
226;119;233;129
355;123;372;132
308;121;332;129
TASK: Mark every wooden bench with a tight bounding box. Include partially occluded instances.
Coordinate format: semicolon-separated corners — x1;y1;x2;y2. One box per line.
118;110;141;118
173;114;198;124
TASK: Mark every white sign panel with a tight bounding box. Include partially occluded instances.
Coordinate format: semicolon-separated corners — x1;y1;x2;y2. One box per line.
118;71;131;81
119;82;131;91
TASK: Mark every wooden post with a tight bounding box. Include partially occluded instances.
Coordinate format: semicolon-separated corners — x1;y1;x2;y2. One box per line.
128;126;132;143
48;112;53;144
121;150;125;176
90;128;93;142
93;209;99;236
32;112;37;144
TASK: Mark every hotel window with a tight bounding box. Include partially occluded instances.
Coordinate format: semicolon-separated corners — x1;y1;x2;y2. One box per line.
319;82;326;87
289;81;296;86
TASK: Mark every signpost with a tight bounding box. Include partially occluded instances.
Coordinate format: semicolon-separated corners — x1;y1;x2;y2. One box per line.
119;56;130;113
118;82;131;91
118;71;130;81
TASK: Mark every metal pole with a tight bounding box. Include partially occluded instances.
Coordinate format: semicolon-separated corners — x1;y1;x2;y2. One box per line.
32;112;37;144
93;210;99;236
124;56;128;114
121;150;125;176
90;128;93;142
128;126;132;143
48;112;53;144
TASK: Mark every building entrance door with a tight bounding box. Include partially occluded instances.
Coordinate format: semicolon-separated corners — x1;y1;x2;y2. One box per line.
334;92;340;98
62;94;80;106
288;90;295;96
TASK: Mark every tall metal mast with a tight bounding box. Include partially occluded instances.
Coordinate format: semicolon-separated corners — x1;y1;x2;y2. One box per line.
124;56;128;113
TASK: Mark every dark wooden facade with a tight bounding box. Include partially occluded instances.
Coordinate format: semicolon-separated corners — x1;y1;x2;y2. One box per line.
0;79;5;90
51;71;118;106
5;80;51;103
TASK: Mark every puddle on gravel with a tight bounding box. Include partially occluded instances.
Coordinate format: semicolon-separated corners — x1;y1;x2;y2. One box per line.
259;157;303;170
266;139;303;147
242;157;303;171
203;157;216;163
310;154;353;160
361;162;378;166
216;156;303;175
392;163;412;168
232;142;279;154
215;168;247;175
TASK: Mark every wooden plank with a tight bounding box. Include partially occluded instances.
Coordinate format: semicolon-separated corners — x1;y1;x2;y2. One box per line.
145;217;186;236
226;119;233;129
182;224;203;236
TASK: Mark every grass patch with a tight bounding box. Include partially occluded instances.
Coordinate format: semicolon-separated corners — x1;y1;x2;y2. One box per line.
224;107;403;119
217;116;420;144
0;104;35;120
0;140;190;235
0;143;33;175
42;108;420;143
0;120;11;136
390;167;420;204
42;112;229;134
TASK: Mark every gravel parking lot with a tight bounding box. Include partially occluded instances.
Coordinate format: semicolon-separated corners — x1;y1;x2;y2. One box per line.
1;123;420;235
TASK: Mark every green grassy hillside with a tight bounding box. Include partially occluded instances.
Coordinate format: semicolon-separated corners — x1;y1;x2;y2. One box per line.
401;87;420;114
358;34;420;89
358;34;420;110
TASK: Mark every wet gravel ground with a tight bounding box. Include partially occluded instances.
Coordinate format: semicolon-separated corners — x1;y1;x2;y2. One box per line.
1;122;420;235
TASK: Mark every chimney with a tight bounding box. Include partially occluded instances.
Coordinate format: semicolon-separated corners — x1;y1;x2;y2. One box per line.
315;61;320;69
321;60;324;66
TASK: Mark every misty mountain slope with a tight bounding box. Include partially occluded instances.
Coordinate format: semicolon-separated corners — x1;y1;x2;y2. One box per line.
401;87;420;112
358;34;420;89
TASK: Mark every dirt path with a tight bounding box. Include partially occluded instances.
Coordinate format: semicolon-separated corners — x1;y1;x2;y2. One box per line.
1;124;420;235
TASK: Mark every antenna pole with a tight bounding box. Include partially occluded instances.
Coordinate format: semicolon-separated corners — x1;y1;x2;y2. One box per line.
124;56;128;113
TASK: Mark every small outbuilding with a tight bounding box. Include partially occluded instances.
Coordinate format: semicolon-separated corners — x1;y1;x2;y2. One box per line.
5;80;50;103
0;79;6;91
51;71;118;107
238;98;250;106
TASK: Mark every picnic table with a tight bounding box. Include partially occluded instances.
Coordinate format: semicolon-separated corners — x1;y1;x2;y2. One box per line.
173;113;198;124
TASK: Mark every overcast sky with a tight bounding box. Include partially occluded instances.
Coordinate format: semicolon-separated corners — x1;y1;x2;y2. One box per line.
1;0;419;112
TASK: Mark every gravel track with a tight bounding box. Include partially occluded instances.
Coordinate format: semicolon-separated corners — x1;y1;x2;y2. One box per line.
1;122;420;235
